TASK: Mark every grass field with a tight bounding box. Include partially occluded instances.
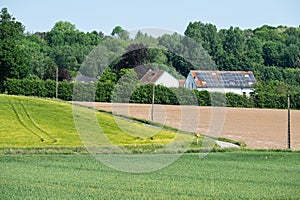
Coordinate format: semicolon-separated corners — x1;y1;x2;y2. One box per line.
1;151;300;199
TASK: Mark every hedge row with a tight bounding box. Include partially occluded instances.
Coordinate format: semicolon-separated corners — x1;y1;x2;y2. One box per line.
4;78;300;109
5;78;99;102
5;79;73;100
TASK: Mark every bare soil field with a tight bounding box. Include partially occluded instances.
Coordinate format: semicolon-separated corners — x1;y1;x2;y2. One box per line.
75;102;300;149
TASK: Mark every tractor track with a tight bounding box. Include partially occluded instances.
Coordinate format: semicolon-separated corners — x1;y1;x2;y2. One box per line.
20;102;57;143
9;100;57;143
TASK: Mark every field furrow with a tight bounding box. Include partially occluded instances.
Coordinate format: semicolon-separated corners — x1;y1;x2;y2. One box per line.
9;100;44;142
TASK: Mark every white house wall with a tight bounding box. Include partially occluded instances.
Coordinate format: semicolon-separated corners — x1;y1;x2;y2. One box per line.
185;73;197;89
196;87;254;96
155;71;179;88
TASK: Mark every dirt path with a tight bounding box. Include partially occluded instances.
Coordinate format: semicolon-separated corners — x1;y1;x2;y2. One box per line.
74;102;300;150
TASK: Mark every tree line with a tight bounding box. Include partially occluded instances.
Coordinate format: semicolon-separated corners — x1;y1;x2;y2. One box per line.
1;7;300;109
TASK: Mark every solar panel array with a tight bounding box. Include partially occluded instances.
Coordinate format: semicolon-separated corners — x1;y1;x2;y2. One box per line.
196;71;256;88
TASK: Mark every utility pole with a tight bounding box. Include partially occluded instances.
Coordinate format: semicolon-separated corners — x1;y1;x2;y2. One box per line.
287;94;291;149
151;84;155;121
55;67;58;99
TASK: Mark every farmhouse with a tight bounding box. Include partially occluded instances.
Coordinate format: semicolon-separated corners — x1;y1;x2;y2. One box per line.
140;70;179;88
185;70;257;96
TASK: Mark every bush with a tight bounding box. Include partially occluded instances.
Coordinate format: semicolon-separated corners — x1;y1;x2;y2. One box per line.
58;80;73;101
210;92;226;107
194;90;211;106
73;82;96;102
171;87;198;105
95;81;115;102
130;84;179;105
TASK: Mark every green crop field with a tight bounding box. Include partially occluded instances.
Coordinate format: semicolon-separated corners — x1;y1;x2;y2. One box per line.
1;151;300;199
0;95;187;150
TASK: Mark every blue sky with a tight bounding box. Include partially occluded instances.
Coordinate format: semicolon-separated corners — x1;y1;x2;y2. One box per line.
1;0;299;34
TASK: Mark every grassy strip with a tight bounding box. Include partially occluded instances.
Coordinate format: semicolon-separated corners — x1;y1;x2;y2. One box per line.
2;145;298;155
96;108;246;148
0;147;88;155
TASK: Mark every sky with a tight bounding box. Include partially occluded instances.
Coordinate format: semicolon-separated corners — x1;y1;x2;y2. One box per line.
1;0;299;35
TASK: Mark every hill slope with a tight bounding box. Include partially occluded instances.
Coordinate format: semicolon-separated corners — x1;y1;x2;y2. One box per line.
0;95;184;148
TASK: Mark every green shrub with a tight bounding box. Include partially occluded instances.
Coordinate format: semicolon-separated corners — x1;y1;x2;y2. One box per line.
58;80;73;101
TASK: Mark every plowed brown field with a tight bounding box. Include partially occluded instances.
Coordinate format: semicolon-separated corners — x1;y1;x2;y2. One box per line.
75;102;300;149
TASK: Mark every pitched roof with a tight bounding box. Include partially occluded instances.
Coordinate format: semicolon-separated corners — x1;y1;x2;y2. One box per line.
140;70;165;84
190;70;256;88
76;75;96;83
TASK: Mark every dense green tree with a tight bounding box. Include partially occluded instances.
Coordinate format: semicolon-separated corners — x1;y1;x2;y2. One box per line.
158;33;216;76
262;41;281;66
185;22;216;54
256;65;284;82
111;26;129;40
242;37;264;70
283;68;300;86
218;27;246;70
281;44;299;67
22;35;57;80
45;21;77;46
253;25;285;43
0;8;28;91
45;21;103;80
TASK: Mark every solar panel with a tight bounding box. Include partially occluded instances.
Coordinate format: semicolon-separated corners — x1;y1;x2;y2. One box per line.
194;71;256;88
